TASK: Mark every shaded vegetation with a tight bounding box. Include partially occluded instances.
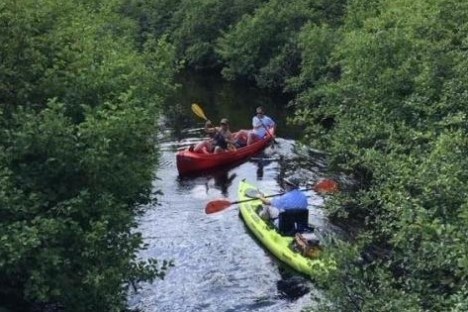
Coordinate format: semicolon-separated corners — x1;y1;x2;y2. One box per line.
293;0;468;310
123;0;265;69
1;0;176;310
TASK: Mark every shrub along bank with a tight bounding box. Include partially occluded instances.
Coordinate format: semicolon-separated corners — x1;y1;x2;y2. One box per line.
0;0;176;310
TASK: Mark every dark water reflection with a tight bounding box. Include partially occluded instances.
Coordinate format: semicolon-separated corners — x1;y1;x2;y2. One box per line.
164;70;302;141
128;72;341;312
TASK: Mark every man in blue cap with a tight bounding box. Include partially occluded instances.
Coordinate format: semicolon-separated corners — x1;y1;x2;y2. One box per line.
258;176;308;226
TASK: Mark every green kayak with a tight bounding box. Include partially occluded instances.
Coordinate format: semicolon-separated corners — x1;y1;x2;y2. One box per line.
238;179;334;278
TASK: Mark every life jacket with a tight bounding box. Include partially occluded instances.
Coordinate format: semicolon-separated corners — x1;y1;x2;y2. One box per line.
213;130;228;149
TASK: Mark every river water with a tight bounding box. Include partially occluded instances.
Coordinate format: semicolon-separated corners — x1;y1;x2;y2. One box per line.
128;72;342;312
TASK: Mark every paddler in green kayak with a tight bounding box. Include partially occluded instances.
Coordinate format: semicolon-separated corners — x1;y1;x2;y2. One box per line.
257;176;308;227
257;176;323;258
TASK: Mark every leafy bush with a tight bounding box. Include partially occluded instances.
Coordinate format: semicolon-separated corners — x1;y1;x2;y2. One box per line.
292;0;468;310
217;0;348;88
0;0;176;310
123;0;264;68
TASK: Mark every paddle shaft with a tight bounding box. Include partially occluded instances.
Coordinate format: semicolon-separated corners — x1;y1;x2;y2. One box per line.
229;187;313;206
205;179;337;214
258;117;277;145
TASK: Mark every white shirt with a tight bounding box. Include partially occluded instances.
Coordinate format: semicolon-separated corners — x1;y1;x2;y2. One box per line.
252;115;275;138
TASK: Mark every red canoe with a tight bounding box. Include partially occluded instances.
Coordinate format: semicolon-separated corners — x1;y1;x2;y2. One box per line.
176;128;275;176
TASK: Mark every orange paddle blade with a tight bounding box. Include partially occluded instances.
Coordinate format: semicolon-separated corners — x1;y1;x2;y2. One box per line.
314;179;339;193
205;199;232;214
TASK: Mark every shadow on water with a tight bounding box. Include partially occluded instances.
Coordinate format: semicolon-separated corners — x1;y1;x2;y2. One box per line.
176;147;274;193
177;167;238;198
248;151;276;181
276;267;312;301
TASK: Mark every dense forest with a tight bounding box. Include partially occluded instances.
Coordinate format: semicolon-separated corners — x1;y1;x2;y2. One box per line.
2;0;467;311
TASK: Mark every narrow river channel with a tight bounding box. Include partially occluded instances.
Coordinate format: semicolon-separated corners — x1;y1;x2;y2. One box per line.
128;72;342;312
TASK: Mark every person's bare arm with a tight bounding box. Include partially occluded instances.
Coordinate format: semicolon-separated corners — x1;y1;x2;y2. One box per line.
204;121;217;134
225;131;236;144
258;194;271;205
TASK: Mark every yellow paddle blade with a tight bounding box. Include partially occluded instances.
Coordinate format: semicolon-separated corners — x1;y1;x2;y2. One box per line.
191;103;208;121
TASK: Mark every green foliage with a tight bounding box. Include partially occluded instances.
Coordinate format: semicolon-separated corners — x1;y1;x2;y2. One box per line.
171;0;264;68
1;0;176;119
121;0;183;46
217;0;348;88
293;0;468;310
123;0;264;68
310;240;423;312
287;23;341;93
217;0;314;86
0;0;176;310
122;0;348;87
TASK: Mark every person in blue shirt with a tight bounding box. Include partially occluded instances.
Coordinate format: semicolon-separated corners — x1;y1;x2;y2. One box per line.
258;176;308;226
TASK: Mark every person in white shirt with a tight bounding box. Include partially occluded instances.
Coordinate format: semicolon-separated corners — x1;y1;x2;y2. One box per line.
234;106;275;146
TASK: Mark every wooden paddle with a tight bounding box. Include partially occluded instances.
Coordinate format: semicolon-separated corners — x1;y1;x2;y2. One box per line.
191;103;209;121
205;179;338;214
261;121;278;146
